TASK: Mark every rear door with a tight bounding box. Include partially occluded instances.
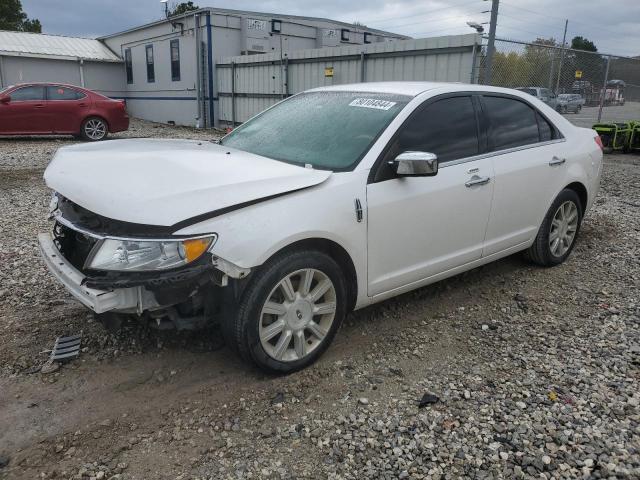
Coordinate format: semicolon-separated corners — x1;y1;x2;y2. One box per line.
480;94;569;256
0;85;48;134
366;94;495;296
46;86;90;133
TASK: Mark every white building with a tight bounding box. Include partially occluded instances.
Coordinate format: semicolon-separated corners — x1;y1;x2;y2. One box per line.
0;7;407;127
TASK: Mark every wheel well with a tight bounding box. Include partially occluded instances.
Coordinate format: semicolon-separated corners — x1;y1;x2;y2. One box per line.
271;238;358;312
565;182;588;212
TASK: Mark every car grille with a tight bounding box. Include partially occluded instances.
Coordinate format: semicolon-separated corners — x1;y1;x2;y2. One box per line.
52;221;99;272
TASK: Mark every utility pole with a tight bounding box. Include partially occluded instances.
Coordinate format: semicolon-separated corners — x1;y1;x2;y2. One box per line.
485;0;499;84
555;19;568;93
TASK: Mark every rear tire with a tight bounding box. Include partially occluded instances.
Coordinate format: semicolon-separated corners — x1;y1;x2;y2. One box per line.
80;117;108;141
223;250;347;373
525;189;582;267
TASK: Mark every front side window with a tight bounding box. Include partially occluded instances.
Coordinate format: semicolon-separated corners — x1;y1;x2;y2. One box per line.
483;96;540;151
392;96;480;164
170;39;180;81
145;45;155;83
9;85;45;101
221;92;409;171
47;86;84;100
125;48;133;84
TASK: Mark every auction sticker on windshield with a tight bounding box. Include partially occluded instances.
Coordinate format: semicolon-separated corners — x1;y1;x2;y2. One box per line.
349;98;397;110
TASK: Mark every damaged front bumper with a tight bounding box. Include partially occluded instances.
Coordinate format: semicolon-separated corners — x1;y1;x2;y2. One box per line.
38;233;159;314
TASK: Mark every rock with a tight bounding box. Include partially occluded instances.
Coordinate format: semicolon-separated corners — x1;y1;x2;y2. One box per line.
40;360;60;374
418;393;439;408
542;455;551;465
358;398;369;406
0;456;9;468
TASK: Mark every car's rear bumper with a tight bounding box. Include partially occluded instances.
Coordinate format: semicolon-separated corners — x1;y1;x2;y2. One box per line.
38;232;153;313
109;115;129;133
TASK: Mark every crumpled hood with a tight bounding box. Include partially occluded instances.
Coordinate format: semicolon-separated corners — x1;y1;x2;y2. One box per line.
44;139;331;227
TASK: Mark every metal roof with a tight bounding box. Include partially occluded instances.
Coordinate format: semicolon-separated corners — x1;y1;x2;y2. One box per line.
0;30;121;62
100;7;410;40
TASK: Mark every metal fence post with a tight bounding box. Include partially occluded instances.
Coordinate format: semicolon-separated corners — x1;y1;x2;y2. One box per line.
597;55;611;123
555;19;568;93
231;61;236;126
470;42;478;84
284;55;289;96
360;51;366;82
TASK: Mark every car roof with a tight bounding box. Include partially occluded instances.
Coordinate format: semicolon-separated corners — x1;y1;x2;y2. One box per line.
308;81;546;100
8;82;88;91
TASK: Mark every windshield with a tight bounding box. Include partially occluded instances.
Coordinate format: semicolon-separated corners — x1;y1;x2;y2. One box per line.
220;91;410;171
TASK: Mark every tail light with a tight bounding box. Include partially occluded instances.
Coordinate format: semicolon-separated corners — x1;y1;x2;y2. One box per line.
594;135;604;150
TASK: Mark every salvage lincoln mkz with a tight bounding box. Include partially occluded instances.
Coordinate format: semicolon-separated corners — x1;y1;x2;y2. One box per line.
39;82;603;372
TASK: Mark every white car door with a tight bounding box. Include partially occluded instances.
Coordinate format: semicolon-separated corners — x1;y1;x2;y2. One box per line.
366;95;494;297
480;94;569;256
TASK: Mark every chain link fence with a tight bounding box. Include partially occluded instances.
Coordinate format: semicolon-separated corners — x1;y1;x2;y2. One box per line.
478;38;640;128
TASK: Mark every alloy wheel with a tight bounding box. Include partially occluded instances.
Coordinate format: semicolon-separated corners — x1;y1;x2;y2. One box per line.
84;119;107;140
549;200;578;257
259;268;337;362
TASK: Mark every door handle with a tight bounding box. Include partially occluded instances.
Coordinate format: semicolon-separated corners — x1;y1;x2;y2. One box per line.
549;156;566;166
465;175;491;188
34;104;45;109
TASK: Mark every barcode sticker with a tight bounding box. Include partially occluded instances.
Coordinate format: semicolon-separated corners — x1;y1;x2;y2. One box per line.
349;98;397;110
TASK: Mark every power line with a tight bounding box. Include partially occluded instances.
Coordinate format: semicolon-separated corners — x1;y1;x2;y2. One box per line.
379;13;485;31
500;1;626;39
359;0;482;26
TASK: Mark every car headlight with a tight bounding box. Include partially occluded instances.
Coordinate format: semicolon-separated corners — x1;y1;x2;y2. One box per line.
88;236;216;272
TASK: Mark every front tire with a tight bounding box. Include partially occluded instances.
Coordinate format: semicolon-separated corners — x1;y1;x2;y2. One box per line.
526;189;582;267
81;117;108;141
225;250;347;373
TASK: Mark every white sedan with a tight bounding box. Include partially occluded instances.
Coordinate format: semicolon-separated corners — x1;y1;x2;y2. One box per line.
39;82;603;372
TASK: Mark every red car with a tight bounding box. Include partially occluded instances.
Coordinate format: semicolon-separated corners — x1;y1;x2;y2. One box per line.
0;83;129;141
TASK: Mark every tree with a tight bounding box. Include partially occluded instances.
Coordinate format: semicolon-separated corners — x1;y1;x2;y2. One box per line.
571;36;597;52
168;1;199;17
0;0;42;32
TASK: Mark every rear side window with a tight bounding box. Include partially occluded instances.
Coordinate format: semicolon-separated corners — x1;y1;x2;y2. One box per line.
484;96;540;151
47;86;84;100
10;85;45;101
395;96;479;163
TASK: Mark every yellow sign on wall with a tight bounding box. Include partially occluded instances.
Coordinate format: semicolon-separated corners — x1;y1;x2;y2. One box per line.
324;67;334;78
575;70;583;79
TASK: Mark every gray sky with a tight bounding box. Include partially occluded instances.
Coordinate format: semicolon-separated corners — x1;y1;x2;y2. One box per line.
20;0;640;56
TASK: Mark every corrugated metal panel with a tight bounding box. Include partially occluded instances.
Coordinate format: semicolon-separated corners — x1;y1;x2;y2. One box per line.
0;31;121;62
217;34;481;124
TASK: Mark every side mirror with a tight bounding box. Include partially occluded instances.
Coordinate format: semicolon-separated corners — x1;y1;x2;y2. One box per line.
0;95;10;104
389;151;438;177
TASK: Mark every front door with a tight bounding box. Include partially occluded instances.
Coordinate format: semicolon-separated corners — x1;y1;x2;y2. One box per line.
0;85;48;134
366;95;494;297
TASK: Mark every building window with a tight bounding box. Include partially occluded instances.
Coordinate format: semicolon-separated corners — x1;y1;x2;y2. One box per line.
146;44;155;83
364;32;372;44
170;39;180;81
125;48;133;84
341;29;350;41
271;19;282;33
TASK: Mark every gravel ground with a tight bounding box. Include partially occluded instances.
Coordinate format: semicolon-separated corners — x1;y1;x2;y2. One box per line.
0;120;639;479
